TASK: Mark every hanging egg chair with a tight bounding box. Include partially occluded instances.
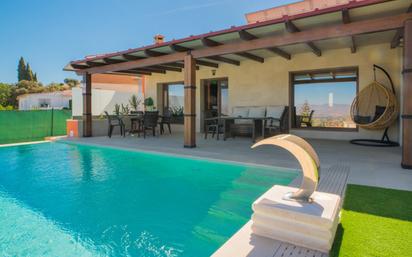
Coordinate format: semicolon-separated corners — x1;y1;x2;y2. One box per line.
350;65;399;147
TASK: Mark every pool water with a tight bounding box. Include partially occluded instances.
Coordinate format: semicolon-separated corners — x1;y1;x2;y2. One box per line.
0;142;297;257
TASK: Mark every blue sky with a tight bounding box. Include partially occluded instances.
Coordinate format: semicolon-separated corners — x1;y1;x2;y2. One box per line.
295;82;357;106
0;0;297;84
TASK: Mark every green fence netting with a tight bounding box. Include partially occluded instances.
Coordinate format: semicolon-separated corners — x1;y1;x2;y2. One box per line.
0;109;72;144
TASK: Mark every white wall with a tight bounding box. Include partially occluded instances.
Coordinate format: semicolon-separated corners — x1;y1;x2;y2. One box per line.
72;87;143;116
18;92;71;110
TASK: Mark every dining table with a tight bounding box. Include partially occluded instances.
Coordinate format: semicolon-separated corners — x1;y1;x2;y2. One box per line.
123;113;165;135
218;116;279;142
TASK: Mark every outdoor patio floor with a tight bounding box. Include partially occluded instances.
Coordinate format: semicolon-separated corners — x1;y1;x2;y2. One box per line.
63;132;412;191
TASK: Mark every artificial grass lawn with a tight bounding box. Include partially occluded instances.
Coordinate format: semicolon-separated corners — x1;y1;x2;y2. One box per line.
330;184;412;257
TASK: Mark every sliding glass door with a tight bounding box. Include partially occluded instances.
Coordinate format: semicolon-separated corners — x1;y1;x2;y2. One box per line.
203;78;229;117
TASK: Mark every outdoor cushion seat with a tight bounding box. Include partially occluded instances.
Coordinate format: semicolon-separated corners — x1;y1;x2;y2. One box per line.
229;106;288;138
232;107;249;117
266;106;284;119
266;106;285;127
248;107;266;118
232;107;252;125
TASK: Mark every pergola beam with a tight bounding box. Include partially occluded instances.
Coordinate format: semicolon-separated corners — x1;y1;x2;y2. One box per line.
122;54;144;61
342;8;357;53
86;61;105;67
350;36;357;53
236;52;264;63
163;62;199;70
191;13;412;59
202;37;263;63
285;20;322;56
267;47;291;60
79;12;412;74
201;37;221;47
103;58;125;64
239;30;291;60
151;65;182;72
170;44;191;52
207;56;240;66
342;9;351;24
195;60;219;68
134;67;166;74
239;30;257;40
163;62;184;68
391;29;403;48
71;64;89;69
145;49;167;57
119;69;152;75
391;5;411;49
169;45;218;68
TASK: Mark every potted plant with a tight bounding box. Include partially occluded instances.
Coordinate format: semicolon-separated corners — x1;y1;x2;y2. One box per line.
144;97;155;111
121;104;130;115
170;106;184;124
114;104;121;115
129;95;141;112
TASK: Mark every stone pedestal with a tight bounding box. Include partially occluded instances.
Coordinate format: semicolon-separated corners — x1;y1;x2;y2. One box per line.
251;185;341;253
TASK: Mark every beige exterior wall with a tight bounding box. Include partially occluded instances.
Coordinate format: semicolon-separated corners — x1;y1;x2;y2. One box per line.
144;43;402;142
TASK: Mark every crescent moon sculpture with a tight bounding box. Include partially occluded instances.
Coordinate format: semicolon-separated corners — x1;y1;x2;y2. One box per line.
252;134;320;203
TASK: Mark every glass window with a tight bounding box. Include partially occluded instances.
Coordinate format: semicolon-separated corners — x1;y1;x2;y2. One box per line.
164;83;184;124
220;82;229;116
38;98;51;108
292;68;358;130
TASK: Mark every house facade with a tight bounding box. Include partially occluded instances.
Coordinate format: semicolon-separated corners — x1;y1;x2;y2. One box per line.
64;0;412;168
18;90;72;110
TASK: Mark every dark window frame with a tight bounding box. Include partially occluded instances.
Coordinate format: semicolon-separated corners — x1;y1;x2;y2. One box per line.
200;77;229;117
289;66;359;132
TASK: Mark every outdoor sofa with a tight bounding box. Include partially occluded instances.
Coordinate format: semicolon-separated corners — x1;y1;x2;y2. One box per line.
229;106;289;138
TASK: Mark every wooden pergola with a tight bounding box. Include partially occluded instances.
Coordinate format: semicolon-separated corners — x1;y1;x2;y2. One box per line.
65;0;412;168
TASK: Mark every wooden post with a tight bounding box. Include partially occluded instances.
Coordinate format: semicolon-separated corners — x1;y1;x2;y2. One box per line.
83;73;92;137
184;54;196;148
402;19;412;169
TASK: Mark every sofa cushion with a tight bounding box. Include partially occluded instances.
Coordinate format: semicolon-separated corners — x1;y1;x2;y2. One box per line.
232;107;249;118
248;107;266;118
234;119;253;125
266;106;285;119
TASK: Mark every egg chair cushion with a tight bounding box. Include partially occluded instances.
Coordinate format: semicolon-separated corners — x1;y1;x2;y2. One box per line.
354;115;372;124
371;105;386;122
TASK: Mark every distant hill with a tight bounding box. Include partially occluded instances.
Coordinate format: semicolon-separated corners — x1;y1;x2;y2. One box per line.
296;103;351;117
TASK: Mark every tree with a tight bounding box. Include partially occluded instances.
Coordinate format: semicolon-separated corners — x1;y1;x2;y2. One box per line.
26;63;34;81
45;82;69;92
299;100;312;126
17;57;38;82
299;100;311;117
0;83;12;107
64;78;80;88
17;57;27;81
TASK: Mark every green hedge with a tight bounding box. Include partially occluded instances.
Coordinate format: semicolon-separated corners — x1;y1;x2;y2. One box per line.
0;109;72;144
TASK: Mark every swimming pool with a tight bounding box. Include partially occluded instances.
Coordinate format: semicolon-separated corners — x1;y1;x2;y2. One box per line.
0;142;297;257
